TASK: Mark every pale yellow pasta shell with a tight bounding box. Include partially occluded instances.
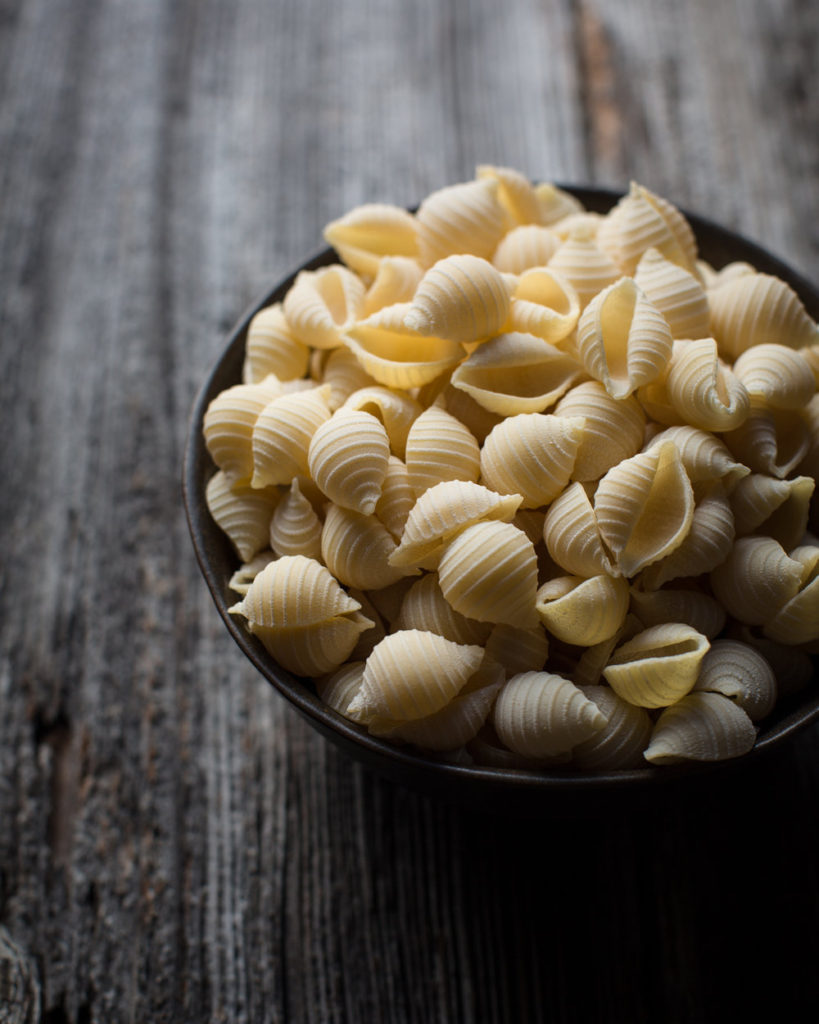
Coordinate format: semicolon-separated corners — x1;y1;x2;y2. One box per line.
360;256;424;317
450;332;584;416
551;212;605;241
315;346;378;409
603;623;710;708
203;377;284;483
242;304;311;384
395;572;492;646
375;456;415;540
250;385;333;488
476;163;542;225
629;587;727;639
405;406;481;496
315;661;366;718
438;520;539;627
692;639;777;721
643;425;749;490
308;408;390;515
542;482;614;577
321;503;411;591
205;470;279;563
534;182;585;225
283;264;366;349
764;545;819;645
364;577;416;626
536;574;629;646
594;440;694;578
547;225;622;310
633;247;711;340
507;267;581;344
572;685;654;770
571;615;643;687
727;625;815;698
710;536;803;625
322;203;419;278
576;276;673;399
415;177;508;267
345;589;388;663
722;405;811;479
730;473;814;550
440;382;504;443
597;182;697;276
553;380;645;481
342;386;422;459
492;671;607;758
664;338;750;432
643;692;756;765
403;254;511;343
268;477;322;561
480;413;585;508
492;224;561;274
731;343;816;410
484;623;549;676
250;613;373;677
228;551;276;596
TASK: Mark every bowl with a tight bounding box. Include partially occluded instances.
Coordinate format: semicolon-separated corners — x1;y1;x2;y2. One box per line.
183;185;819;811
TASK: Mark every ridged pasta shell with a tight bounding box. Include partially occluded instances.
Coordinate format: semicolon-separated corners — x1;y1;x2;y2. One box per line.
546;225;621;310
731;343;816;410
480;413;585;508
730;473;814;550
597;182;697;276
706;260;757;289
640;480;735;590
375;456;415;540
242;304;311;384
316;661;366;717
322;203;419;277
344;303;464;389
643;425;749;490
633;248;711;340
643;692;756;764
450;332;584;416
342;386;422;459
492;224;561;274
576;276;673;399
764;544;819;645
403;254;511;343
389;480;522;571
603;623;710;708
722;405;811;479
467;724;568;769
405;405;481;496
629;586;727;639
594;441;694;578
710;536;803;625
507;268;581;344
203;377;283;483
321;503;411;590
492;671;607;758
551;212;605;240
534;182;585;225
476;163;542;225
395;572;492;646
571;614;643;687
542;482;615;577
803;344;819;386
283;264;366;349
308;408;390;515
692;639;777;721
484;623;549;676
345;589;388;662
249;613;375;677
635;372;684;429
364;577;416;626
572;685;654;770
438;520;539;627
708;272;819;360
360;256;424;317
553;380;646;481
347;629;485;722
536;574;629;646
316;346;378;410
726;625;815;698
228;551;276;596
250;385;333;488
269;477;322;560
664;338;750;432
415;177;508;267
205;471;279;562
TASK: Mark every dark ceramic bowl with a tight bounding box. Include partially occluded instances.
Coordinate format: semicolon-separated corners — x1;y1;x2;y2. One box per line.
183;185;819;812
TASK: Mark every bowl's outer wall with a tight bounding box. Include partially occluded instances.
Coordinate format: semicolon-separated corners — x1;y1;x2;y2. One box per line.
183;186;819;805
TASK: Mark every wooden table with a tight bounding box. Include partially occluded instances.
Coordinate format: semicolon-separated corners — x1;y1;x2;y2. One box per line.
2;1;818;1020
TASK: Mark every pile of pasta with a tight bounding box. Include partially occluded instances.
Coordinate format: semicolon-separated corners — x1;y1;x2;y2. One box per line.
204;166;819;770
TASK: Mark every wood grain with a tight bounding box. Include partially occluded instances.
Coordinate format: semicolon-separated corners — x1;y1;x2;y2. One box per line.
0;0;817;1021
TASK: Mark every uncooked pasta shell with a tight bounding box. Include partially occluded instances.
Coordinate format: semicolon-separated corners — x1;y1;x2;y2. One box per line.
553;380;645;481
440;382;505;444
321;503;411;591
308;408;390;515
492;224;560;274
269;478;322;560
692;639;777;721
250;385;333;488
603;622;710;708
633;248;710;340
316;661;366;718
764;545;819;645
405;405;481;496
476;163;542;225
732;343;816;410
251;612;374;677
403;254;511;343
730;473;814;550
507;267;581;344
203;377;283;483
722;405;811;480
643;692;756;765
664;338;750;432
710;536;803;626
283;264;366;349
629;586;727;639
206;470;279;563
323;203;419;277
395;572;492;647
228;551;276;596
415;177;508;267
375;456;415;540
643;425;749;490
242;304;311;384
316;347;378;410
597;182;697;276
535;574;629;646
547;225;621;310
534;182;585;225
360;256;424;317
342;386;422;459
484;623;549;676
572;685;653;770
542;481;615;578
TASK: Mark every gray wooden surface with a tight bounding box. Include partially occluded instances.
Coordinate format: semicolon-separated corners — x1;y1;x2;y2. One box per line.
1;0;818;1021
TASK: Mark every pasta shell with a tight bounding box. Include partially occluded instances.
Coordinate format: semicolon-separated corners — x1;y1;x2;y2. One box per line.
321;503;411;590
730;473;814;550
322;203;419;277
395;572;493;646
722;405;811;479
345;589;388;662
594;441;695;578
643;425;749;490
441;382;504;444
643;692;756;764
576;276;673;399
731;343;816;410
342;386;422;459
553;380;646;481
597;182;697;276
316;346;378;409
492;224;561;274
308;408;390;515
603;623;710;708
507;268;581;344
535;574;629;646
450;332;584;416
534;182;585;225
269;477;323;560
546;225;621;310
242;304;310;384
228;551;277;596
250;385;333;488
364;577;416;626
551;212;605;241
484;623;549;676
205;471;279;562
692;639;777;721
480;413;585;508
572;685;654;770
344;303;464;389
708;272;819;360
316;661;366;718
375;456;415;540
764;545;819;645
543;482;615;578
476;163;542;225
629;586;727;639
415;177;508;267
492;671;607;758
203;377;283;484
403;254;511;343
389;480;522;571
361;256;424;317
347;629;485;722
438;520;539;627
633;248;710;340
283;264;366;349
664;338;750;432
710;536;803;625
248;613;374;677
467;724;568;769
726;625;815;698
405;405;481;496
571;615;643;687
706;261;757;289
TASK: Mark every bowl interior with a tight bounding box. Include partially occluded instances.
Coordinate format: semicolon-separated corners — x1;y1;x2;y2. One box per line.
183;185;819;807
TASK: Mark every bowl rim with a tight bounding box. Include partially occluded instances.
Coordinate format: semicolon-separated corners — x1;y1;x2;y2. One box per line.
183;183;819;795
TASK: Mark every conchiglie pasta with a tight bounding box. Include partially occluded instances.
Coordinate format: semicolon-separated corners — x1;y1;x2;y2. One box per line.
547;225;621;310
321;503;411;591
415;177;508;267
572;685;653;770
204;377;283;483
283;264;366;349
542;482;615;578
395;572;493;646
507;267;581;344
535;574;629;646
403;254;511;343
322;203;419;277
710;536;803;626
603;622;710;708
308;408;390;515
644;692;756;764
243;304;311;384
553;380;645;481
205;470;279;563
405;406;481;496
664;338;750;432
633;248;710;340
269;477;322;560
251;385;333;488
492;224;561;274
